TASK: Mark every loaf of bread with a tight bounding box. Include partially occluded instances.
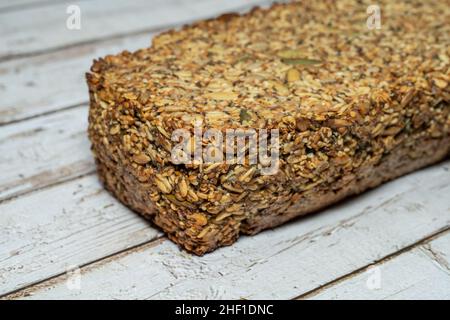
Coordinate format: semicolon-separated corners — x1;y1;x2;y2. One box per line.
87;0;450;255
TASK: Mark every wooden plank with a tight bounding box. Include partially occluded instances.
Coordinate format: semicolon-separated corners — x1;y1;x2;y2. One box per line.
0;106;93;201
0;174;161;296
0;0;59;12
0;0;275;61
9;161;450;299
307;232;450;300
0;33;151;124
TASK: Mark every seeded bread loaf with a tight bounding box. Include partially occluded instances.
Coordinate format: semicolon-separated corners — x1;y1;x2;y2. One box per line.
87;0;450;255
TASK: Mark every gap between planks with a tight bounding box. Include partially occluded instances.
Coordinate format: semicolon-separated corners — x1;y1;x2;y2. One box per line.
0;101;86;128
0;21;176;64
2;160;449;299
295;227;450;300
0;173;163;296
307;230;450;299
0;35;151;125
0;0;278;63
5;216;450;300
0;237;167;299
0;0;89;13
0;106;93;202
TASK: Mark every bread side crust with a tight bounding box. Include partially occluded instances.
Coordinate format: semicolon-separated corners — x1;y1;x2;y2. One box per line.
92;127;449;254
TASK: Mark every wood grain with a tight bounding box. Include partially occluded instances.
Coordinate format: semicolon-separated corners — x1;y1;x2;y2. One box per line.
6;161;449;299
1;0;449;300
0;0;59;12
307;231;450;300
0;34;151;124
0;0;274;61
0;106;93;201
0;174;161;296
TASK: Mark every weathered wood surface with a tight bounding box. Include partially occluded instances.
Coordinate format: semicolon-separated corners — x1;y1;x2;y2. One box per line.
0;0;274;61
0;0;449;300
307;231;450;300
0;35;150;124
0;0;57;11
0;106;93;201
4;161;449;299
0;174;161;296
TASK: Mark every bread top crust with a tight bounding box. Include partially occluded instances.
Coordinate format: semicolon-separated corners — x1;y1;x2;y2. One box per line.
87;0;449;134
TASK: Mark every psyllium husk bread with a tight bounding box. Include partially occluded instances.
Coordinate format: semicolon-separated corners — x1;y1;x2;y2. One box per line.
87;0;450;255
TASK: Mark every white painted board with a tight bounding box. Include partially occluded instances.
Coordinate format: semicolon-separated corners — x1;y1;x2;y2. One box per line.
9;161;450;299
308;232;450;300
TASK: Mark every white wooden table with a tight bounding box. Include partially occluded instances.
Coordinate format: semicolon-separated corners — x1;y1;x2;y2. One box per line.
0;0;449;300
